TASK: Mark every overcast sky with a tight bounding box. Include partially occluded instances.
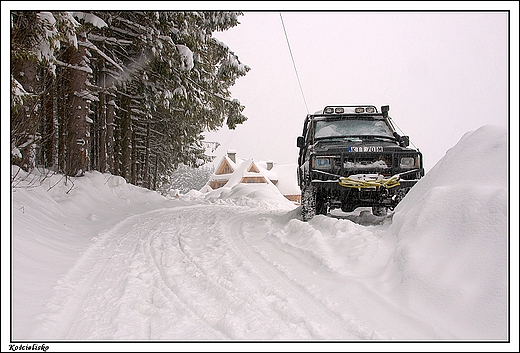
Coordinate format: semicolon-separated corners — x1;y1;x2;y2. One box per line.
204;10;511;172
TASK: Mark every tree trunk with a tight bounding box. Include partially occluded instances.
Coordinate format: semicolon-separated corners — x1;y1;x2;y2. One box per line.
106;94;116;173
41;70;56;168
120;94;132;180
153;155;158;190
143;121;151;188
131;128;137;184
98;89;107;172
57;66;67;173
96;44;108;173
64;33;90;176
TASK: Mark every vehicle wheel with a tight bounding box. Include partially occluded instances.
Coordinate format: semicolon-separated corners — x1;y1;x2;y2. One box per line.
301;184;316;221
372;206;387;217
315;189;328;216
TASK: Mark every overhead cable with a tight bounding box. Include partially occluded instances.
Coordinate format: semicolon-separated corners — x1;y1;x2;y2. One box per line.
280;13;309;114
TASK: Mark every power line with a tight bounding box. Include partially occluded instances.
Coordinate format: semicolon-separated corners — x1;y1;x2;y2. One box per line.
280;13;309;114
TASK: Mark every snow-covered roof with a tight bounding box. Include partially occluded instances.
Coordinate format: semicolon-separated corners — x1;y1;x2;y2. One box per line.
202;153;300;196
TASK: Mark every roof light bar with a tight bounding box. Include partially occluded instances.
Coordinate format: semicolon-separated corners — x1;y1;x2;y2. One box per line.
322;105;380;114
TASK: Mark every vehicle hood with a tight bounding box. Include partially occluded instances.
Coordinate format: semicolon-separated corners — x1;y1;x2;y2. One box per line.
312;139;405;153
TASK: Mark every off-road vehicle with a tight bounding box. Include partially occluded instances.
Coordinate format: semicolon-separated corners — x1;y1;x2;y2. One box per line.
297;105;424;221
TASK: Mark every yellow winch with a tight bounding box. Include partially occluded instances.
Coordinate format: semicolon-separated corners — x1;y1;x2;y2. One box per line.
338;174;400;189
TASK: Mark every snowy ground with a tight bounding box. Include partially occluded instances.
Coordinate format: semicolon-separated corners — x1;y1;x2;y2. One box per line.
5;125;518;351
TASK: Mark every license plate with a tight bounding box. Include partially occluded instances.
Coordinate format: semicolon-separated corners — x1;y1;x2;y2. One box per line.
347;146;383;153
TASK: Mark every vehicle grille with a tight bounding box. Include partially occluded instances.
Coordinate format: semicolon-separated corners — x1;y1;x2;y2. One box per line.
334;153;394;175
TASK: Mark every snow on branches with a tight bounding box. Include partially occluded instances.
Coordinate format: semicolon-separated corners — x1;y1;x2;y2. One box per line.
11;11;249;189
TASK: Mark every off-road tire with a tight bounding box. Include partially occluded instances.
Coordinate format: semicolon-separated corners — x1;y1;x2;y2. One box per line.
301;184;328;221
301;184;316;222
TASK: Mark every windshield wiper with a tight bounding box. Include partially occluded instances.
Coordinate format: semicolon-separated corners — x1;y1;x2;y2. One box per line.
355;135;397;142
314;135;396;142
314;136;350;142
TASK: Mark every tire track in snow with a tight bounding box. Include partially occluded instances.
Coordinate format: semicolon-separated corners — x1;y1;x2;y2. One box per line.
33;202;436;340
34;206;227;340
146;205;320;339
235;212;449;340
37;204;314;340
223;210;374;340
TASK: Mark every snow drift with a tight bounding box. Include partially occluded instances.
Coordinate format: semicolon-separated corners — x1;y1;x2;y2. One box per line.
10;169;171;339
384;125;508;339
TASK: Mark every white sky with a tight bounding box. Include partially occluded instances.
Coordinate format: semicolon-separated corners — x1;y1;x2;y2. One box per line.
204;9;511;172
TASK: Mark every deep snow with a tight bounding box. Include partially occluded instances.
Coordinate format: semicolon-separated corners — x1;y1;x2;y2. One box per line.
6;125;517;351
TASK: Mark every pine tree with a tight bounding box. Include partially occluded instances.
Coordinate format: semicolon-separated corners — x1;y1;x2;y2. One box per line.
11;11;249;189
11;11;46;170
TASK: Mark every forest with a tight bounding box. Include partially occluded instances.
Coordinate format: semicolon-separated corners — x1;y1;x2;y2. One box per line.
11;11;249;190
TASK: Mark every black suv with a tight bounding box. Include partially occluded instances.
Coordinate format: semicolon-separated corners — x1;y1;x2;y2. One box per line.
297;105;424;221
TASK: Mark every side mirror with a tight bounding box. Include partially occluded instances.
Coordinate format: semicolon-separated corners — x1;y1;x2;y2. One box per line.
381;105;389;117
297;136;305;148
400;136;410;147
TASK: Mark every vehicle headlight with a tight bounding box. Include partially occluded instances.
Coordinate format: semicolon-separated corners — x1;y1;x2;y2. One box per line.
313;157;331;169
399;157;415;168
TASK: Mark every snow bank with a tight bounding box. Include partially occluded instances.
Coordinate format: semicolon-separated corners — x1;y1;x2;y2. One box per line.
276;214;390;276
11;168;169;339
385;125;508;339
203;182;296;210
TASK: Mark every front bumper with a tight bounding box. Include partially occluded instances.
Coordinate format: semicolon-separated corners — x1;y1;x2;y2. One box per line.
310;169;421;190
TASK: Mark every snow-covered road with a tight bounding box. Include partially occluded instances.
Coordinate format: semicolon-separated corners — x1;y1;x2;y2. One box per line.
32;201;448;340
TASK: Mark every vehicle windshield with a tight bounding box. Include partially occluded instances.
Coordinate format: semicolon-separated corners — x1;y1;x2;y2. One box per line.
314;118;394;139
